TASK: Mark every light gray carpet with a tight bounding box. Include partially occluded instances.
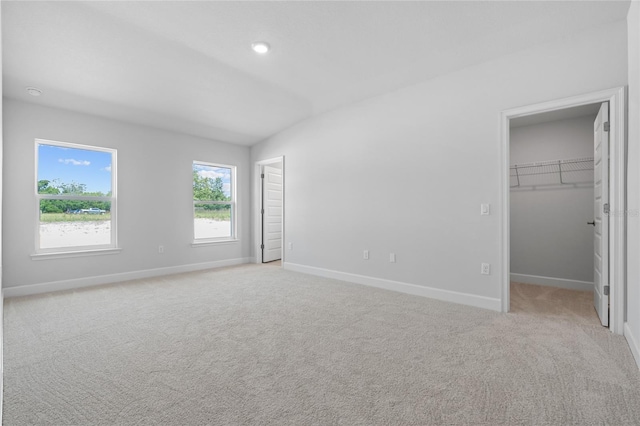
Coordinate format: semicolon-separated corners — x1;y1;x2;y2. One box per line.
3;265;640;425
510;281;602;327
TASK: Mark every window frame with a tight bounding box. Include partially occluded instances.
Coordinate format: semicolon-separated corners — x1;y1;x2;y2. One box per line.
34;138;118;255
192;160;237;244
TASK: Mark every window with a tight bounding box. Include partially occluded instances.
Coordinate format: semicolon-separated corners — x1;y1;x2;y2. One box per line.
35;139;117;253
193;162;236;241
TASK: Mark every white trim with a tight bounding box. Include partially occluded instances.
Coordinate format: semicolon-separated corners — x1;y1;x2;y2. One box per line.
501;87;626;334
34;139;118;254
284;262;501;312
510;273;593;292
624;322;640;370
609;89;626;335
253;156;285;265
500;110;510;314
3;257;252;298
192;161;237;242
191;239;239;247
0;288;4;423
1;4;4;418
31;247;122;260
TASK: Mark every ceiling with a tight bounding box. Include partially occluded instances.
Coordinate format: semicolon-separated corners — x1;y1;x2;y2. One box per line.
510;103;602;128
2;1;631;146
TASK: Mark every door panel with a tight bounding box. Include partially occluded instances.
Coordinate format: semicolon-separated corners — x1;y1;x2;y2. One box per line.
262;165;283;263
593;102;609;327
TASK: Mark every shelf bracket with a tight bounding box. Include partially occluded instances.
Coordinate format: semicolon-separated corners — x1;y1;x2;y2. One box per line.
558;160;564;184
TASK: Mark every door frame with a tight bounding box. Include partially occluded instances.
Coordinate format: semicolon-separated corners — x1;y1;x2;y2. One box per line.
253;156;285;264
500;87;626;334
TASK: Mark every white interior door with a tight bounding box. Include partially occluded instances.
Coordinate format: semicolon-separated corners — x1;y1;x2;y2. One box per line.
262;165;282;262
593;102;609;327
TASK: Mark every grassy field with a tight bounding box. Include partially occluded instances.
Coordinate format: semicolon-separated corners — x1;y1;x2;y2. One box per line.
40;212;111;223
194;209;231;221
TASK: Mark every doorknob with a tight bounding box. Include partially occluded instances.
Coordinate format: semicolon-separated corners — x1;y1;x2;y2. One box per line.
587;221;596;226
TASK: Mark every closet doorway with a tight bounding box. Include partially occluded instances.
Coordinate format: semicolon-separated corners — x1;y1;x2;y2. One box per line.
509;104;601;325
254;156;284;265
500;88;625;334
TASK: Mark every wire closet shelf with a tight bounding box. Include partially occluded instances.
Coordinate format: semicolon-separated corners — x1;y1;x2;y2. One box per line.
510;157;594;188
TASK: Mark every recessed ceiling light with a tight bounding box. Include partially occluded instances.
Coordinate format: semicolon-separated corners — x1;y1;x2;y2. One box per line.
251;41;270;54
26;87;42;97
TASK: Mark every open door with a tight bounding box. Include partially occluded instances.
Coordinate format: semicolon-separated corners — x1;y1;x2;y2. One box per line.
261;165;283;263
593;102;609;327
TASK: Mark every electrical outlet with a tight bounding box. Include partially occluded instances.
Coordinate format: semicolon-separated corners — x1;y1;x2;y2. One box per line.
481;263;490;275
390;253;396;263
288;242;293;250
158;245;164;254
481;203;490;215
363;250;369;260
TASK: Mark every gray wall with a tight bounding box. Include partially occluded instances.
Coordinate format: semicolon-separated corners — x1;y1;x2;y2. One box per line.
510;115;595;284
2;99;252;289
0;5;3;296
625;1;640;367
251;21;627;308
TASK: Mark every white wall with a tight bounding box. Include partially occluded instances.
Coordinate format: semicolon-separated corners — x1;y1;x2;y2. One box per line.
0;3;3;295
625;1;640;368
0;5;4;418
251;21;628;311
510;116;595;287
2;99;252;291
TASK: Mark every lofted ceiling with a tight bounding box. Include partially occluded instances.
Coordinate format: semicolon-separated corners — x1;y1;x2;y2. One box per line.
2;1;631;146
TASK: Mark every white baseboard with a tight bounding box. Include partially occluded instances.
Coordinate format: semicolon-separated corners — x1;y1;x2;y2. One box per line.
510;273;594;291
0;288;4;425
284;262;501;312
624;322;640;370
3;257;252;298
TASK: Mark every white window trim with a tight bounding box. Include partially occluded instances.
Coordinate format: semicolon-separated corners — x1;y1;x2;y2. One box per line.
34;139;118;255
192;161;237;243
191;239;239;248
31;248;123;261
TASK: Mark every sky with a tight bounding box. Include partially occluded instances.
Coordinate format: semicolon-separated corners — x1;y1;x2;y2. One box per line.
193;163;232;197
38;144;232;197
38;144;112;194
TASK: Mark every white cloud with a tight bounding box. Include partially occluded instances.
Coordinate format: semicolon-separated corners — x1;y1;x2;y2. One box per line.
223;183;231;194
198;169;225;180
103;164;112;172
59;158;90;166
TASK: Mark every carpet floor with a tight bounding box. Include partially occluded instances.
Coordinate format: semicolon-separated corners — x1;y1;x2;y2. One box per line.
3;265;640;425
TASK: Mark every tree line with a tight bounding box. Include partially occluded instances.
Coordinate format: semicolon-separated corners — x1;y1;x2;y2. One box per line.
193;172;231;211
38;180;111;213
38;173;230;214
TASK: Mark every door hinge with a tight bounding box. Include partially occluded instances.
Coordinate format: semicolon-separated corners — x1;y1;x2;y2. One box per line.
261;173;265;179
260;244;264;250
261;208;264;215
604;122;610;132
604;203;610;215
604;285;610;296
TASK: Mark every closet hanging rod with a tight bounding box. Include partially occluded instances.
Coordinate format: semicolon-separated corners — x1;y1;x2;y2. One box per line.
510;157;594;171
510;157;593;187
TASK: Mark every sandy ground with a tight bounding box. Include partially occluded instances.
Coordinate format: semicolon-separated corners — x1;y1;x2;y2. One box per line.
40;221;111;249
194;219;232;239
40;219;231;248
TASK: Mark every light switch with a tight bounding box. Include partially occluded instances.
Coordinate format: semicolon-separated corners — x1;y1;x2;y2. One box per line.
481;203;490;216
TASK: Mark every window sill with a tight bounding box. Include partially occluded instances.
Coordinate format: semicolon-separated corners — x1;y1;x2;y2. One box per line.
191;239;239;248
31;248;122;261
